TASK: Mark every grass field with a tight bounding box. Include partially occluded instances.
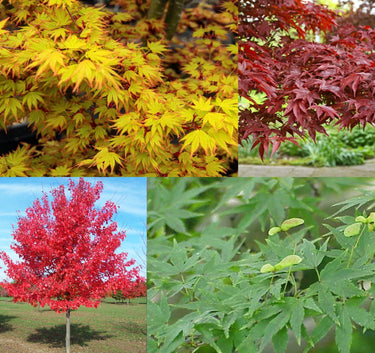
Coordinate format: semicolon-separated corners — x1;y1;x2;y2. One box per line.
0;296;146;353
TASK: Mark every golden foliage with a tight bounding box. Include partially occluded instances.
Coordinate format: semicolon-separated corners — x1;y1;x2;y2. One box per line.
0;0;237;176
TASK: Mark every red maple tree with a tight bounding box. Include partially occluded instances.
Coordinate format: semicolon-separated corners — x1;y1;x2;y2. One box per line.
0;178;141;353
239;0;375;158
112;278;147;303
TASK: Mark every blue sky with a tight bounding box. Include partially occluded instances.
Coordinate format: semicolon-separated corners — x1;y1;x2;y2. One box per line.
0;178;147;281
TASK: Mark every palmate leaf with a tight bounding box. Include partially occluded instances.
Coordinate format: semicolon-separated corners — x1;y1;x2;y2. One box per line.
289;299;304;345
27;48;67;77
259;310;291;352
85;49;117;65
317;284;338;323
49;28;68;41
49;165;72;176
2;97;23;120
22;91;45;110
147;41;168;55
335;304;352;353
72;60;96;90
180;130;216;156
192;96;214;112
138;64;162;83
345;297;375;330
332;192;375;216
300;238;328;268
59;35;88;50
93;64;122;91
45;0;76;7
45;115;67;129
303;316;334;353
93;147;123;174
1;146;31;176
79;147;123;174
272;326;288;353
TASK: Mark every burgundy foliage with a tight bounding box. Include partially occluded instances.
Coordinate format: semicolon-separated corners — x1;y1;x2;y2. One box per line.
239;0;375;158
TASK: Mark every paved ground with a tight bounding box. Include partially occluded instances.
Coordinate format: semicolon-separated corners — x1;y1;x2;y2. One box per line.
239;159;375;177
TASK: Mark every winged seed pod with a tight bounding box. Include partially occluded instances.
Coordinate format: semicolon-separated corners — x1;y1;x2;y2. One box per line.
268;218;305;236
274;255;302;271
280;218;305;232
268;226;281;236
344;222;362;237
260;255;302;273
355;216;367;223
260;264;275;273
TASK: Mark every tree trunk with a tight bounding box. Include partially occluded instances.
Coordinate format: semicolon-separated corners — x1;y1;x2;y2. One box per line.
148;0;168;19
66;309;71;353
164;0;185;40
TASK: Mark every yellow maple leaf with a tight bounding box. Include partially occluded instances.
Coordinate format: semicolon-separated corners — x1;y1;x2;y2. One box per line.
58;35;88;50
27;48;67;77
112;112;141;135
0;18;8;32
22;91;45;110
2;98;24;121
85;49;117;65
204;156;226;176
202;112;227;131
191;96;214;112
50;165;72;176
50;28;68;42
208;129;236;154
91;147;123;174
72;59;96;91
1;146;30;177
138;64;163;83
93;64;121;91
46;115;67;129
147;41;167;55
45;0;75;8
180;129;216;156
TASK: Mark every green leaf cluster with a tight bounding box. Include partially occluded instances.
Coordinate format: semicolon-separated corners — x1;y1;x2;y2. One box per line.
148;177;375;353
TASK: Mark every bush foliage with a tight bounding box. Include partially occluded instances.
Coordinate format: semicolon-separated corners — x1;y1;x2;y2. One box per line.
148;178;375;353
0;0;237;176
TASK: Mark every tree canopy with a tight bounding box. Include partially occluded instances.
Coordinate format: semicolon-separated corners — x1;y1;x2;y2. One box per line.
0;178;140;312
239;0;375;158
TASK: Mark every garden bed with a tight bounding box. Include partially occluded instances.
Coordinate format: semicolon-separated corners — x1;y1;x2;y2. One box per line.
239;125;375;167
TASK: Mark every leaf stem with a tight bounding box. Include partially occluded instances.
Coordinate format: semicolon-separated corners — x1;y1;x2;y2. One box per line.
315;266;321;282
347;225;366;268
66;7;81;33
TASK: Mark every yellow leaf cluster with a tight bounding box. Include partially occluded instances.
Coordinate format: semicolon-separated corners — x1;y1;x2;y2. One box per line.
0;0;238;176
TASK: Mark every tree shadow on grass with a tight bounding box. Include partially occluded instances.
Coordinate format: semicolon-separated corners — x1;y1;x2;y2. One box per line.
27;324;113;348
116;321;146;336
0;314;16;333
105;301;145;306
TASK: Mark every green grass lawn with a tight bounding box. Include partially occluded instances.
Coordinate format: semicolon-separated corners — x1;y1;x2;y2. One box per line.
0;296;146;353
